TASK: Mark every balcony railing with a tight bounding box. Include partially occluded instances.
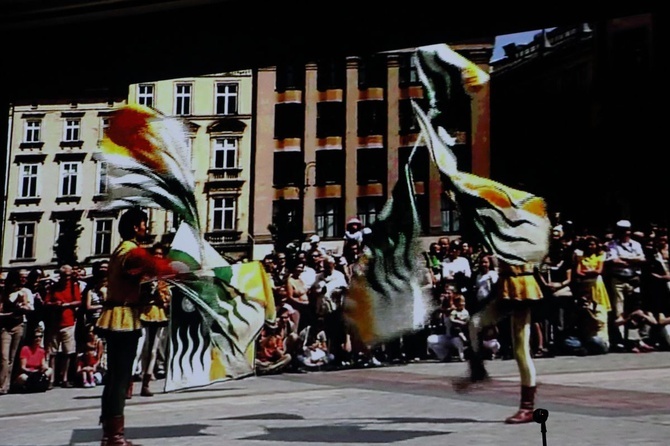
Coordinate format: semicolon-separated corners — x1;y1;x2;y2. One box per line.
205;230;243;245
207;168;242;180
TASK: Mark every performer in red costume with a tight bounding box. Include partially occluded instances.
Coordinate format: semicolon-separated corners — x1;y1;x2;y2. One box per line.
96;208;178;446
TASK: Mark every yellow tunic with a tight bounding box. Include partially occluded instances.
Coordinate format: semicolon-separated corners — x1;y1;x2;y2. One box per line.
497;262;543;301
96;240;143;332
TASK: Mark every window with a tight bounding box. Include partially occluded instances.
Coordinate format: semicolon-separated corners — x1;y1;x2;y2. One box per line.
138;84;154;108
273;151;303;187
317;58;346;91
272;199;300;230
59;162;81;197
315;150;344;185
316;102;345;138
357;197;384;228
399;53;420;86
99;117;110;140
356;148;385;184
274;103;305;139
15;222;35;259
212;138;238;169
18;163;39;198
276;63;305;92
94;218;113;255
358;55;386;89
215;83;238;115
357;100;386;136
399;146;429;182
174;83;192;115
96;161;108;195
315;199;342;238
64;119;80;142
399;99;421;135
211;197;236;231
441;194;461;233
24;120;41;143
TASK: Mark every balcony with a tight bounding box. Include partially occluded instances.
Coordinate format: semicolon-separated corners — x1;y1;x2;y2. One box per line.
205;168;244;191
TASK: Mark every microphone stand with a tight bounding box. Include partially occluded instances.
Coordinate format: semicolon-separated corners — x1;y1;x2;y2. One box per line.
533;408;549;446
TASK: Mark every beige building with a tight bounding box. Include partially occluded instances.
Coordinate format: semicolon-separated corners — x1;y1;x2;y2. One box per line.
251;42;493;259
2;98;126;272
1;70;255;273
128;71;255;262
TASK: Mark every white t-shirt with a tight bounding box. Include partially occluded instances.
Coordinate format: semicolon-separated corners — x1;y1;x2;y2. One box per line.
475;270;499;302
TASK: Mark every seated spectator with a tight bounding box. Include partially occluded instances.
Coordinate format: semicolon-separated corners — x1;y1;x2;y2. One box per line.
427;294;469;362
297;318;334;370
13;328;52;393
78;325;104;388
561;289;610;356
255;323;292;376
618;293;656;353
481;326;501;360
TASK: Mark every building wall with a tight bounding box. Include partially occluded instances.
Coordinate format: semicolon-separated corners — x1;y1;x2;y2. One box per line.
252;43;493;259
2;99;126;271
129;71;255;261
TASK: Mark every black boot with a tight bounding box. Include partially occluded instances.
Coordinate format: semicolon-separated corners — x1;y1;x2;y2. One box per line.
452;352;490;393
102;416;136;446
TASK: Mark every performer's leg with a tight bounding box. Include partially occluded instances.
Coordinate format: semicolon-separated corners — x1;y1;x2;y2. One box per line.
141;325;158;397
454;298;509;391
100;331;139;445
505;306;536;424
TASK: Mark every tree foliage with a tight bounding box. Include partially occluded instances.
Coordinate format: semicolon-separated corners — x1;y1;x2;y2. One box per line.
54;218;84;266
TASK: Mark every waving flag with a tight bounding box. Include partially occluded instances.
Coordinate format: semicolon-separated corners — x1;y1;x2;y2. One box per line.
413;44;550;265
100;105;274;391
165;223;275;392
345;156;434;344
100;104;200;232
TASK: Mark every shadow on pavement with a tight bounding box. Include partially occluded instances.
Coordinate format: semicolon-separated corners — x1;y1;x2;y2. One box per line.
70;423;212;444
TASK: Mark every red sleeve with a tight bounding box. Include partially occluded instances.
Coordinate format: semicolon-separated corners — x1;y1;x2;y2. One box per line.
124;246;176;279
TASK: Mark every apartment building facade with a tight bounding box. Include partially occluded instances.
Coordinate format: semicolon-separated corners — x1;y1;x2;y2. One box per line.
251;42;493;258
128;71;255;262
2;98;126;271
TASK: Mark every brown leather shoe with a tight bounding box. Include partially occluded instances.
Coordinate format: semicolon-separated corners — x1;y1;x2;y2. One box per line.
125;382;133;400
102;416;136;446
505;408;534;424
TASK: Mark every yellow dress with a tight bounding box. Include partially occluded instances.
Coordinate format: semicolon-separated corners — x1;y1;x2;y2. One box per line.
139;280;171;326
577;253;612;312
497;262;543;301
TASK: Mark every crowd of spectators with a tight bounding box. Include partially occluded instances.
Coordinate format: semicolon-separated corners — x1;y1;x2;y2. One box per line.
254;215;670;375
3;214;670;394
0;246;170;395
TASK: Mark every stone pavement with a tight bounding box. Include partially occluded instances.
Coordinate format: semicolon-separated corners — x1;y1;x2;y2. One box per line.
1;352;670;446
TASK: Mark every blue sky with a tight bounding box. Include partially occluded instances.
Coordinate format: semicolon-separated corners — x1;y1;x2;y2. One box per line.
491;29;544;62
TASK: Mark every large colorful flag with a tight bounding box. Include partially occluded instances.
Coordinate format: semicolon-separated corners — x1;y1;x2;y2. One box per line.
164;223;275;392
413;44;551;266
100;105;274;392
100;104;200;232
345;156;434;345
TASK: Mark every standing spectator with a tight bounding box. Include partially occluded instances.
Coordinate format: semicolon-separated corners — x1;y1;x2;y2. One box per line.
13;327;52;393
472;255;499;312
286;261;310;331
44;264;82;388
441;239;472;296
95;208;178;446
437;236;451;262
295;250;317;289
273;252;290;286
137;243;172;397
605;220;646;344
343;217;364;246
85;261;108;329
425;242;442;287
1;269;34;394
